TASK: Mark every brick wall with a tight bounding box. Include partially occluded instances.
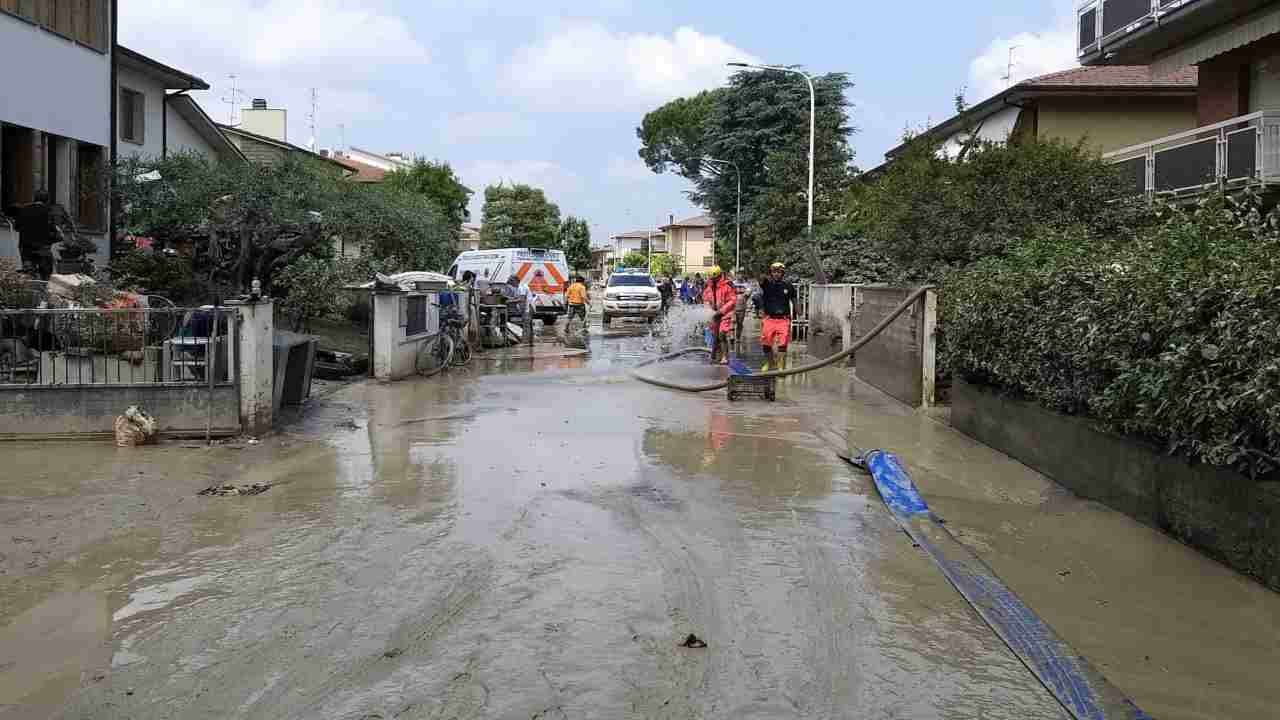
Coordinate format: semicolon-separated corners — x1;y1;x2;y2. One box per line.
1197;57;1249;125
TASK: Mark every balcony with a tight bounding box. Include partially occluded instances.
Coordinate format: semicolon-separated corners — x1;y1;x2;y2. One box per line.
1104;111;1280;197
1078;0;1277;66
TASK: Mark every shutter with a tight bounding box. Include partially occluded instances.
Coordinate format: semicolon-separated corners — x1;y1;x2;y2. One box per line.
135;92;146;144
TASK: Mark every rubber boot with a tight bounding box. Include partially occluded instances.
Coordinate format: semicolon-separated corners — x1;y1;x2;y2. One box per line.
777;353;787;371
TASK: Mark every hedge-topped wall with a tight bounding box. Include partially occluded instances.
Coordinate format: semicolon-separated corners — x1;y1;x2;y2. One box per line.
944;193;1280;479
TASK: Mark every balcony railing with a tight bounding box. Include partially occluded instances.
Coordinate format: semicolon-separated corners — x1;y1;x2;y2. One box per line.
1103;111;1280;197
1077;0;1201;56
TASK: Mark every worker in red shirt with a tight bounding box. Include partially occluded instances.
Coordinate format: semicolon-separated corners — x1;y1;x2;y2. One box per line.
707;266;737;365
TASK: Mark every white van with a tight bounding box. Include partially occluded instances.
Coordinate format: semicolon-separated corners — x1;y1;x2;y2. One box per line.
447;248;570;322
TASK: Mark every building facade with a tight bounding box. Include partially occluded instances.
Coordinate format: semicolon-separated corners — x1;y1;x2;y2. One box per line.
1079;0;1280;196
660;214;717;276
1;0;113;267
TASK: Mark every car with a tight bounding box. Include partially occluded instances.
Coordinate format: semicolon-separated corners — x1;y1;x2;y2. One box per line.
602;271;661;327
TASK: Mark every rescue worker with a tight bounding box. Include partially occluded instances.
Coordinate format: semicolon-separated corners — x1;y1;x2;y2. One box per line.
565;274;589;330
657;275;674;315
707;266;737;365
759;261;797;371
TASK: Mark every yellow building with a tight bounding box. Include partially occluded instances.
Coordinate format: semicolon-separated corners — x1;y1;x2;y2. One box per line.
660;214;717;277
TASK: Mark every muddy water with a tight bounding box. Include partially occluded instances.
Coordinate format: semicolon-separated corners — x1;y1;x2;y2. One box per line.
1;311;1278;719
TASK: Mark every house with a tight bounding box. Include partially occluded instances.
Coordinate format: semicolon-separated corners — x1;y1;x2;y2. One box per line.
881;65;1197;165
1;0;114;268
343;147;411;173
589;246;612;279
660;214;717;276
608;229;665;263
1079;0;1280;196
218;115;354;176
115;48;245;164
459;223;481;251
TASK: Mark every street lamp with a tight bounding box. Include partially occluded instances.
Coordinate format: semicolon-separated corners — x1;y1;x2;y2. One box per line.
703;157;741;273
727;61;816;237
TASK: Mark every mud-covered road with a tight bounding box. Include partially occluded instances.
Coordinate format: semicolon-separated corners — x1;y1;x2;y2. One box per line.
3;314;1280;719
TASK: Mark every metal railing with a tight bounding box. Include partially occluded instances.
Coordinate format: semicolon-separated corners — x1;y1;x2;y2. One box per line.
0;307;238;387
1077;0;1201;56
1103;111;1280;197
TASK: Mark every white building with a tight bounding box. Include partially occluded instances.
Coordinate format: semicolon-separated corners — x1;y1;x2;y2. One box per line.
116;47;245;164
1;1;114;266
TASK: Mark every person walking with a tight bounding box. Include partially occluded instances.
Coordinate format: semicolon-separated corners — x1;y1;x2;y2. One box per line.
759;262;797;371
565;274;590;330
657;275;674;315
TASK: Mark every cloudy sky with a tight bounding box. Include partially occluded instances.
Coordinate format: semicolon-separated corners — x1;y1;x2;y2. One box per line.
120;1;1076;246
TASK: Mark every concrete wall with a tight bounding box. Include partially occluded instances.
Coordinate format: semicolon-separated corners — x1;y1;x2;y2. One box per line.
1036;96;1199;154
0;384;239;439
164;104;218;158
371;291;442;381
116;65;166;160
0;13;112;146
852;286;936;408
807;284;853;360
952;380;1280;592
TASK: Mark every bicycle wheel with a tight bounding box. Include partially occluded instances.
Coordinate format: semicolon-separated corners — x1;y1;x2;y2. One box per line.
451;335;472;366
416;334;454;377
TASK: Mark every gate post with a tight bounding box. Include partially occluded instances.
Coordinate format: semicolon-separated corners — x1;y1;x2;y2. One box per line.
226;297;274;435
921;289;938;408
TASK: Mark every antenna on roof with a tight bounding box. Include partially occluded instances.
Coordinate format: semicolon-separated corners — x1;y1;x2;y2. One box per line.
1002;45;1022;88
221;74;245;125
307;88;318;153
338;122;346;154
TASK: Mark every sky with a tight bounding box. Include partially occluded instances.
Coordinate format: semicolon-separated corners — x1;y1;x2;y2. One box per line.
120;1;1079;248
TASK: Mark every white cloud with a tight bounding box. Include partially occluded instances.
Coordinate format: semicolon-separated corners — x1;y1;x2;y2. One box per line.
502;24;756;111
440;112;535;144
119;0;427;152
604;154;656;184
967;16;1077;102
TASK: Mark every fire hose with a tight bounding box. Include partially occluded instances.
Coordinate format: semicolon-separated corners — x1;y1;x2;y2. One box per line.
629;285;935;392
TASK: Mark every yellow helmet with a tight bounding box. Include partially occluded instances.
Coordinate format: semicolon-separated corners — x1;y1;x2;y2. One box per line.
770;261;786;270
708;265;722;277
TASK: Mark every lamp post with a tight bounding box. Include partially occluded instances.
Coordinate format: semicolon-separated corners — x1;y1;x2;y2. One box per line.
727;62;816;237
703;157;741;273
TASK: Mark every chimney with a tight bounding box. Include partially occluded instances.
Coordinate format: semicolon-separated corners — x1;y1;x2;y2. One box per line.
251;98;268;109
240;99;288;142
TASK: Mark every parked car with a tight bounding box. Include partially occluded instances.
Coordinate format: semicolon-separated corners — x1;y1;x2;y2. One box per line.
602;270;661;327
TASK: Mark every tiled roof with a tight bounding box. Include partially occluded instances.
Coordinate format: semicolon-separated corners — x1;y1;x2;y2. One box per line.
1020;65;1198;88
333;156;387;183
664;213;714;228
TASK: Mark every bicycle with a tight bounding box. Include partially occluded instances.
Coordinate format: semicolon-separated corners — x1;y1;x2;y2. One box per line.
415;304;471;377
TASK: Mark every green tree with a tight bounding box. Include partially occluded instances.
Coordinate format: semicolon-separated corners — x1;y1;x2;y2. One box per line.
859;136;1144;279
637;69;857;271
558;216;592;271
383;159;473;244
649;253;678;277
621;251;648;269
479;183;561;249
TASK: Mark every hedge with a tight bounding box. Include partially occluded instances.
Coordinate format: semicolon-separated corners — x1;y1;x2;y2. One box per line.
944;194;1280;478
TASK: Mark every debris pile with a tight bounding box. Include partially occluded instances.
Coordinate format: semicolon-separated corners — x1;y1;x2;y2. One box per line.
114;406;157;447
198;483;271;497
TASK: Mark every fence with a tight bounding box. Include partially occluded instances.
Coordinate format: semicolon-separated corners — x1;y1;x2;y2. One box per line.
0;306;242;438
803;284;938;408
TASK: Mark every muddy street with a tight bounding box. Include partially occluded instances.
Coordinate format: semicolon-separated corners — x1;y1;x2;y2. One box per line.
3;315;1280;720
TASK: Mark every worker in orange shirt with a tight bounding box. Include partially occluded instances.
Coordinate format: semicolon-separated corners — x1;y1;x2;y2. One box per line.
564;275;589;331
707;266;737;365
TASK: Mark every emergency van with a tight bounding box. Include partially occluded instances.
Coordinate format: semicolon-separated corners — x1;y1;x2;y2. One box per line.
447;248;570;323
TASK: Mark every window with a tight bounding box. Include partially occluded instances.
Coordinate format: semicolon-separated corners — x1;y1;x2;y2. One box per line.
702;256;714;266
1;0;107;52
703;227;714;238
120;88;145;145
76;142;102;230
2;124;36;209
405;296;429;336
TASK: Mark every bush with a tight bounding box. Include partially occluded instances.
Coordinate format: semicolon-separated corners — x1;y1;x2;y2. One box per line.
107;248;200;300
944;193;1280;477
861;137;1148;279
276;255;363;332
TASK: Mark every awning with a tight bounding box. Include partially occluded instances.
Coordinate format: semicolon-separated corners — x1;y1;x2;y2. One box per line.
1153;3;1280;77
